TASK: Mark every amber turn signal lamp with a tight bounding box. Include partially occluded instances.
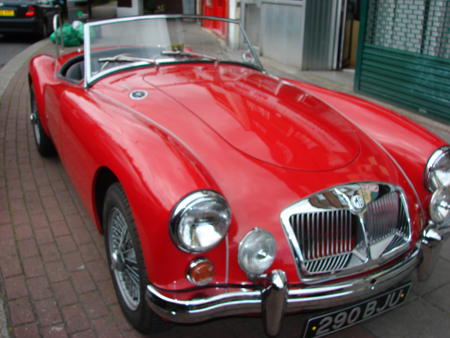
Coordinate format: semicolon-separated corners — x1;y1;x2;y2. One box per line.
25;5;36;17
187;258;214;286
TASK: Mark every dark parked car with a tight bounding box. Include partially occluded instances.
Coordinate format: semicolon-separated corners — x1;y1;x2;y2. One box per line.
0;0;61;38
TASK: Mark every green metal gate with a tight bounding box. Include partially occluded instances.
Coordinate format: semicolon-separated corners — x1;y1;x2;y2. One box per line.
355;0;450;122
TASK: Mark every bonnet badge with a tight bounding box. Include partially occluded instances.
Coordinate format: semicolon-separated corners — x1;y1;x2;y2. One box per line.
350;194;365;212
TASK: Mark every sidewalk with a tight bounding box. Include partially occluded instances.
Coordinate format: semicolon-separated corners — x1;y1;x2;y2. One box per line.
0;14;450;338
262;56;450;143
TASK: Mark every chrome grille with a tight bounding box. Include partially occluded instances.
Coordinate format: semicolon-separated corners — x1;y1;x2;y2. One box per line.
281;183;412;281
305;253;352;274
364;191;410;259
364;191;400;244
290;210;356;273
290;209;358;274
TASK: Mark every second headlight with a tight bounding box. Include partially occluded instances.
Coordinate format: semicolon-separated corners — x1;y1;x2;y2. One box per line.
238;228;276;277
425;146;450;192
430;186;450;224
170;190;231;253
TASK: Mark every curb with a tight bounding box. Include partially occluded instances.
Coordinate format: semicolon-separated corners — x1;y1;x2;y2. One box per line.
0;38;50;101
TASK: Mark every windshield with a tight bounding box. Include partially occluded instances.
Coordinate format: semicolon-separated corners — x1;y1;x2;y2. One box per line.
84;15;262;85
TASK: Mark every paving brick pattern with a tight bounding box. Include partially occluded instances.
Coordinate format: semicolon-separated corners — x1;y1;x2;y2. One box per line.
0;44;449;338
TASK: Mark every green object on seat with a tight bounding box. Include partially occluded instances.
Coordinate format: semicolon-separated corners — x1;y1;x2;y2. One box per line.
50;23;83;47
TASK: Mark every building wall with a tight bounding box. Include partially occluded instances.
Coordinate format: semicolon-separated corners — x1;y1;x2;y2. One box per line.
117;0;143;16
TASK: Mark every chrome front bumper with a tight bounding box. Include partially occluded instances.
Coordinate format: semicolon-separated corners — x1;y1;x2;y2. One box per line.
146;225;448;337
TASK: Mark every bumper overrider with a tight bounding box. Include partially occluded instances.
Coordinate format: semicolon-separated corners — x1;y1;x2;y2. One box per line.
146;223;449;337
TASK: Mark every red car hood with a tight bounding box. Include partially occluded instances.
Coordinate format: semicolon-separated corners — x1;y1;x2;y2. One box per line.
90;63;420;286
142;69;360;171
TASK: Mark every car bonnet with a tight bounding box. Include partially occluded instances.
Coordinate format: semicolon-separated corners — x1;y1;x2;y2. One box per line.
142;64;361;172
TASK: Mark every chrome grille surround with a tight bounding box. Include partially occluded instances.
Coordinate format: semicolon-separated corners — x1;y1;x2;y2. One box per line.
280;182;411;283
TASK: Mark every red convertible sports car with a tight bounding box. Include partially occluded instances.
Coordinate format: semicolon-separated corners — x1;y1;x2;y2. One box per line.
29;15;450;337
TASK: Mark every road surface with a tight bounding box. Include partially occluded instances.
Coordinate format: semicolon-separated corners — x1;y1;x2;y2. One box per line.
0;34;38;70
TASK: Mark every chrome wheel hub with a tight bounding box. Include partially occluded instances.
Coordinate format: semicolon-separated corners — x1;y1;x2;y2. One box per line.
30;94;41;145
108;207;140;311
111;250;125;272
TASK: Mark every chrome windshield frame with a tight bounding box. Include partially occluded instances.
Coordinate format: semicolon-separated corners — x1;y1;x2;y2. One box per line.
52;13;64;58
83;14;264;88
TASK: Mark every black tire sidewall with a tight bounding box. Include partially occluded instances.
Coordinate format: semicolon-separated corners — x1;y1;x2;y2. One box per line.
39;21;48;39
29;85;56;157
103;183;154;333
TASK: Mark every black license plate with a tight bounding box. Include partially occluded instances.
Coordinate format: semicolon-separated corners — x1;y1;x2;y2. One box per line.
303;283;411;338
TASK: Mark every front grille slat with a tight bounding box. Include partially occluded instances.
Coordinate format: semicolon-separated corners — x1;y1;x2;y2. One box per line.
327;212;331;257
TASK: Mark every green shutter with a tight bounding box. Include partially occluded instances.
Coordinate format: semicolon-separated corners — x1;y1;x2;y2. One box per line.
355;0;450;122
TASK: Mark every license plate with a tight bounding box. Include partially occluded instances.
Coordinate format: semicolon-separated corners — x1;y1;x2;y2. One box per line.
0;9;14;16
303;283;411;338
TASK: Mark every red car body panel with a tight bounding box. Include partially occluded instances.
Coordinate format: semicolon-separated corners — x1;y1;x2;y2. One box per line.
290;80;446;216
29;54;444;293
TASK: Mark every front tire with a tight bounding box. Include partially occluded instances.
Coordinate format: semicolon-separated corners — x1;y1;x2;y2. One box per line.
29;84;56;157
103;183;162;333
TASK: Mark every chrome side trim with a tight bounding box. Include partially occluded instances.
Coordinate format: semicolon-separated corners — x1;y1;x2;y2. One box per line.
146;248;420;332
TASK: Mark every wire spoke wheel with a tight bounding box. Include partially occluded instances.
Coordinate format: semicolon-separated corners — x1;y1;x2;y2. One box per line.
29;84;56;157
30;88;41;146
103;183;165;334
30;92;41;145
108;207;140;310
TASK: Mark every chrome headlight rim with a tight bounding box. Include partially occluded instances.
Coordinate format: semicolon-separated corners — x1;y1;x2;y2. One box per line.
429;186;450;224
238;227;277;277
169;190;231;253
425;145;450;192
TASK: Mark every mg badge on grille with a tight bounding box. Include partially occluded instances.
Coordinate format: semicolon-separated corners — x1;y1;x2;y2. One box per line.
350;194;365;212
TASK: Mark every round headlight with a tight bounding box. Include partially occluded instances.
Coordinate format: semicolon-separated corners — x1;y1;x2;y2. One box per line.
430;186;450;224
170;190;231;253
425;146;450;191
238;228;276;276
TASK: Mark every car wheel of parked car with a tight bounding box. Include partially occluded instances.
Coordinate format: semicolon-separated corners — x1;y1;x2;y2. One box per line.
103;183;161;333
29;85;56;157
39;22;48;39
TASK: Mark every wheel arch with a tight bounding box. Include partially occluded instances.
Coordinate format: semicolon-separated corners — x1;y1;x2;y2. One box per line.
28;54;55;135
92;166;120;233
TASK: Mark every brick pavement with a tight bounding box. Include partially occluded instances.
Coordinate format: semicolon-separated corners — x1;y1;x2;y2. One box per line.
0;42;450;338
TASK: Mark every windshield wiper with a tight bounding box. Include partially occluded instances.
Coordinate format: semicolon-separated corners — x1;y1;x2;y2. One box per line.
98;54;156;71
161;50;220;62
98;55;156;63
